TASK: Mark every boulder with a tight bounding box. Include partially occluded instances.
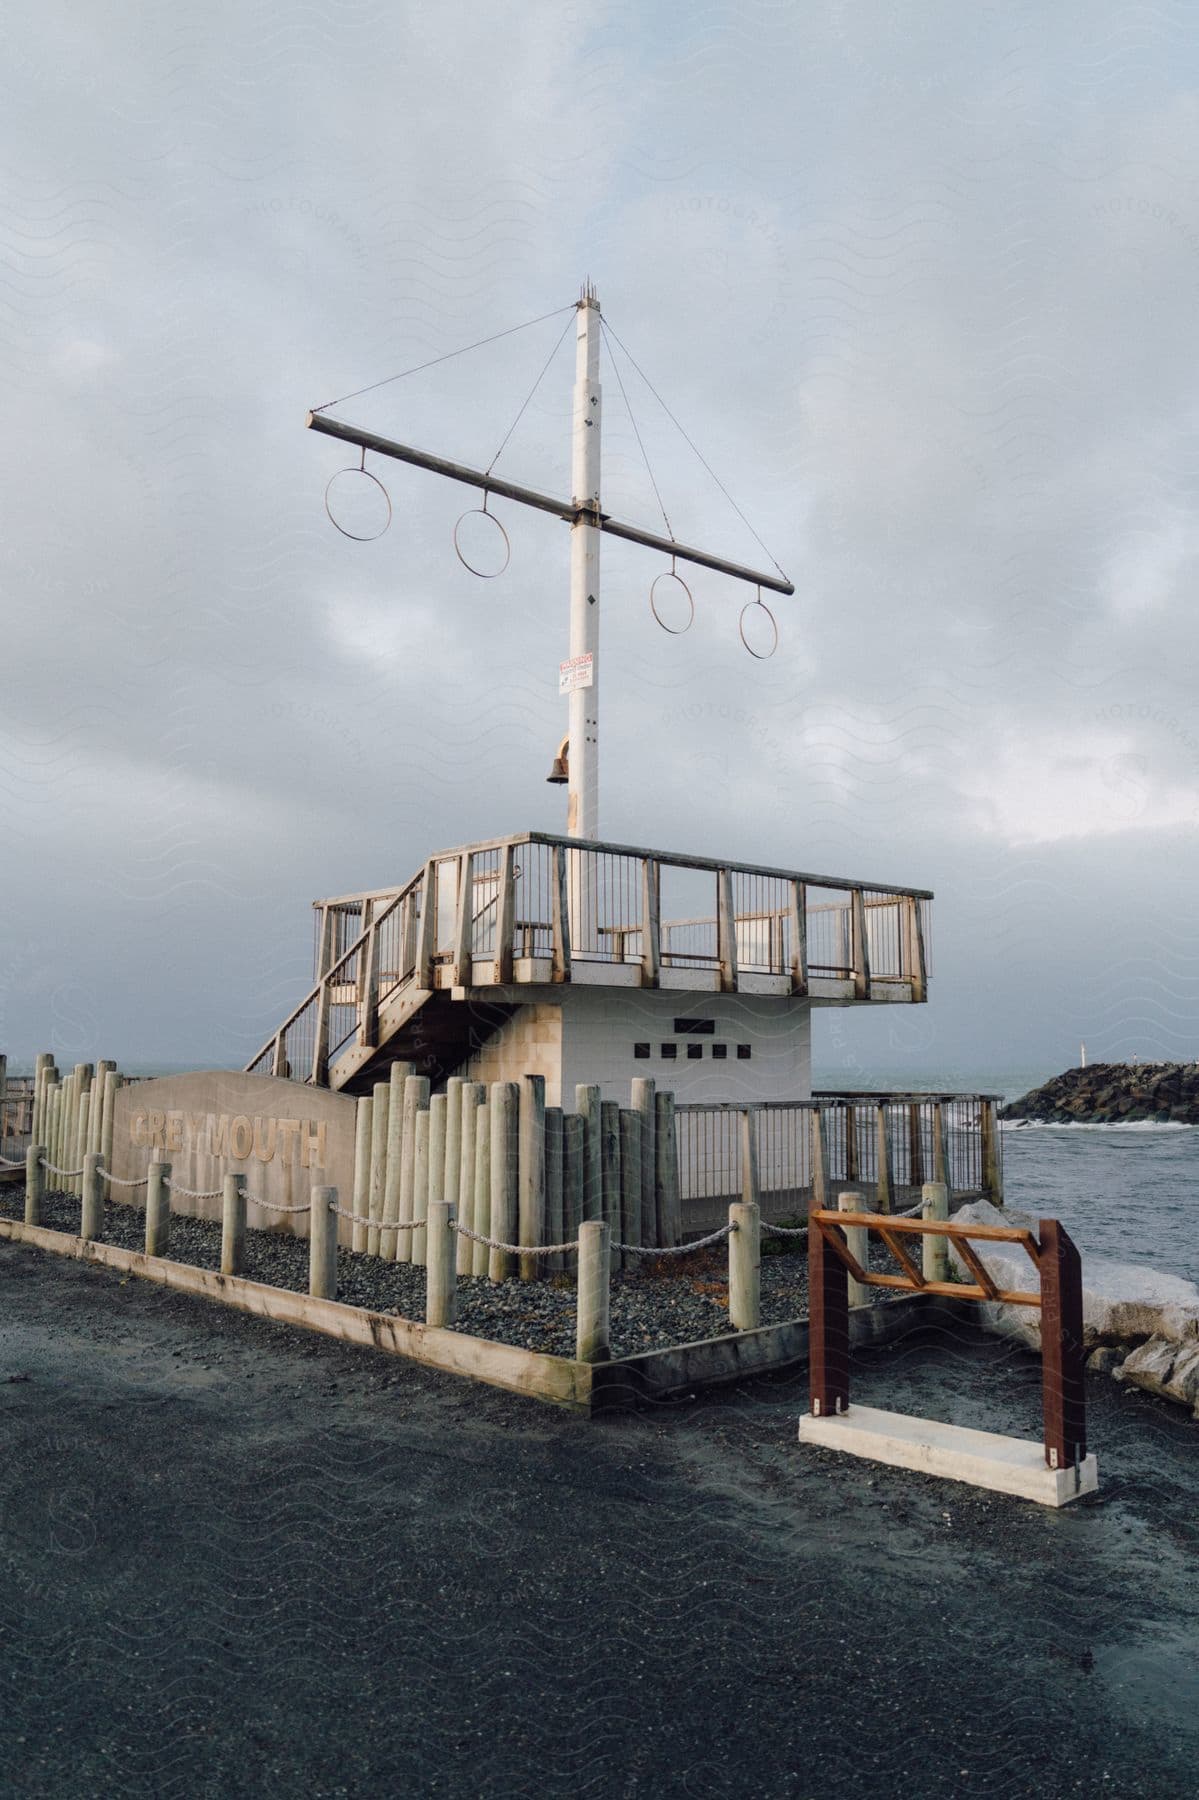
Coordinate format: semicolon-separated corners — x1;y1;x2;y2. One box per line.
1115;1338;1199;1417
946;1200;1199;1355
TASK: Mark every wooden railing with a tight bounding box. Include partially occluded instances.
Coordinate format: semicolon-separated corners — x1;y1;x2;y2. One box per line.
675;1093;1003;1228
247;833;933;1083
808;1208;1086;1471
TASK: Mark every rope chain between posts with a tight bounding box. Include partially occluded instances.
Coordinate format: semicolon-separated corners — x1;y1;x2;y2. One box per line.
0;1153;26;1169
761;1220;806;1238
330;1202;413;1226
452;1222;579;1256
39;1157;84;1179
95;1164;148;1189
615;1222;736;1255
163;1179;225;1201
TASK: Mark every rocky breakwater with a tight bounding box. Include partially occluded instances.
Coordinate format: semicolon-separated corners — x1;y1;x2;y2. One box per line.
944;1201;1199;1420
1001;1061;1199;1124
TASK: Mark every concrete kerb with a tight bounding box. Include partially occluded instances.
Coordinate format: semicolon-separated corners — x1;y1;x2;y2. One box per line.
0;1209;954;1415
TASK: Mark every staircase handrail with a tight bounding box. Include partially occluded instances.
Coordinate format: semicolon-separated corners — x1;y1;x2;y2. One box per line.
246;864;426;1075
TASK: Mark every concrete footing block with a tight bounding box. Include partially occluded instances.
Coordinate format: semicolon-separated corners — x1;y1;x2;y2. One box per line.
798;1403;1098;1507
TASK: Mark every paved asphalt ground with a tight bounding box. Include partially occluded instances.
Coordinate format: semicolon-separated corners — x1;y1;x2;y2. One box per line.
1;1239;1197;1799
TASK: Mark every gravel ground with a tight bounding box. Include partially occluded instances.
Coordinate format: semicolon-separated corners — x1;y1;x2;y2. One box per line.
1;1187;894;1358
0;1238;1196;1798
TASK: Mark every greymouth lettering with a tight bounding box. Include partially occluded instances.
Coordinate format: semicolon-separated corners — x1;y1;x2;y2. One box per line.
129;1110;328;1167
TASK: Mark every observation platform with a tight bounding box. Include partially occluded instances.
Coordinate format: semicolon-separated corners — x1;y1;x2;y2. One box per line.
248;832;932;1102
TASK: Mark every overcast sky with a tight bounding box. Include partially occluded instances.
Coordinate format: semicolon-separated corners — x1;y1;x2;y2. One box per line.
5;0;1199;1082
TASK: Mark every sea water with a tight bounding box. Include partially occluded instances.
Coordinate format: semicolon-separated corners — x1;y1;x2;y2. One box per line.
815;1065;1199;1289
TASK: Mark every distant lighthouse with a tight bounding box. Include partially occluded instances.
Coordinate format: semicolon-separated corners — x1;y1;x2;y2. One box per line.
1080;1041;1088;1068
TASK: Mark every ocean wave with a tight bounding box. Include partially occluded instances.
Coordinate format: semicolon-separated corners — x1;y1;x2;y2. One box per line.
1001;1118;1195;1132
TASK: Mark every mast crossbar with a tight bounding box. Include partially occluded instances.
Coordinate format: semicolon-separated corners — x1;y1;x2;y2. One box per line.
306;411;794;597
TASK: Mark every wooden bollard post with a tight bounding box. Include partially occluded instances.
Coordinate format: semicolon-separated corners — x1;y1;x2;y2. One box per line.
380;1063;408;1263
309;1185;338;1300
844;1103;859;1182
397;1076;429;1264
424;1092;448;1269
412;1108;432;1268
619;1110;642;1257
472;1101;491;1279
875;1104;893;1214
728;1200;761;1330
100;1070;121;1199
601;1100;621;1272
426;1200;457;1327
654;1091;680;1246
576;1219;611;1363
740;1109;760;1207
80;1151;103;1241
981;1100;1003;1206
73;1068;92;1197
457;1083;484;1275
922;1180;949;1283
576;1084;602;1222
518;1073;546;1281
443;1078;465;1253
351;1097;373;1256
89;1061;114;1162
488;1082;518;1283
145;1159;171;1257
367;1080;390;1258
810;1107;829;1212
631;1077;656;1247
31;1053;51;1151
838;1190;871;1307
221;1173;246;1276
932;1100;950;1192
907;1102;925;1189
25;1144;44;1226
544;1106;564;1273
562;1111;584;1271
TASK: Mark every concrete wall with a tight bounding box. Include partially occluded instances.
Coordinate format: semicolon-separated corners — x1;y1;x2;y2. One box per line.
461;989;811;1109
112;1072;359;1241
462;1005;563;1099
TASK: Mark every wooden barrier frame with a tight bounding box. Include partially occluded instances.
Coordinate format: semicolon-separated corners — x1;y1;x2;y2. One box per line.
808;1209;1086;1472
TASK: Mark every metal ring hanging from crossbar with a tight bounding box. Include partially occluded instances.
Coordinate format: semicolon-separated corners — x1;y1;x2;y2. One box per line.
452;491;511;578
649;557;694;635
739;589;778;660
324;446;393;542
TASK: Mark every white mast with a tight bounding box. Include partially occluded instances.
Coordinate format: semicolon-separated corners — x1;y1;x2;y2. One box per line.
567;286;602;840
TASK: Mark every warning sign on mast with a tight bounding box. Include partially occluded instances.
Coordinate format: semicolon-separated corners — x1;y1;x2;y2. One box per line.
558;653;594;694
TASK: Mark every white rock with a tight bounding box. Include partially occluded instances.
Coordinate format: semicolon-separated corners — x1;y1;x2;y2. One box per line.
1116;1337;1199;1416
946;1200;1199;1352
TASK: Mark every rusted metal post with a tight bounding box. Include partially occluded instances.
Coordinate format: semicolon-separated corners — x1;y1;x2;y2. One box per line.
1040;1218;1086;1473
808;1215;849;1418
